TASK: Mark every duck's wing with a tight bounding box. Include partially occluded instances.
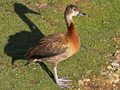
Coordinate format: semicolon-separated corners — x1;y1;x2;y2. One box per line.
25;32;69;59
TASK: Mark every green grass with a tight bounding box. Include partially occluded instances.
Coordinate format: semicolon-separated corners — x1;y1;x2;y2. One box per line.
0;0;120;89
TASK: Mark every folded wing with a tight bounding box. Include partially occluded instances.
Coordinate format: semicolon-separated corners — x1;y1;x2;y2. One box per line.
25;32;69;59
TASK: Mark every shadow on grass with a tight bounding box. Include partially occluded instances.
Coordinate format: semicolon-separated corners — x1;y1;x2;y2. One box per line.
4;3;54;81
37;61;54;81
4;3;44;64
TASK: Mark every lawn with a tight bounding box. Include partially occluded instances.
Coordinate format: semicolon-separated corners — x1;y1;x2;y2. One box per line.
0;0;120;90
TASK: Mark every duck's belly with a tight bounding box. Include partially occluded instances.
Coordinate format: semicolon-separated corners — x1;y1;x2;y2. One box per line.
37;47;74;62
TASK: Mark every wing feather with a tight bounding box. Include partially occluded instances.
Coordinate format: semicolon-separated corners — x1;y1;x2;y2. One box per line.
25;32;69;58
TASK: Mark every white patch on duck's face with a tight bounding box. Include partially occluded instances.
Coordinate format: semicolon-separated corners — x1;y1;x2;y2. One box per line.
68;8;79;19
67;8;79;21
71;7;79;16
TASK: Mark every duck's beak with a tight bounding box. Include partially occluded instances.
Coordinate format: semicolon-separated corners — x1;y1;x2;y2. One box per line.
77;11;88;17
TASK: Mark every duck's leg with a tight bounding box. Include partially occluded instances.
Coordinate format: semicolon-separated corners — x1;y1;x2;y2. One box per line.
54;66;72;89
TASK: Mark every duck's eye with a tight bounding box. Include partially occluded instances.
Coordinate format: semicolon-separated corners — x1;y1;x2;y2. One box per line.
74;9;77;11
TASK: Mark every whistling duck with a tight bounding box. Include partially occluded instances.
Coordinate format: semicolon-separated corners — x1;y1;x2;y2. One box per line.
25;5;88;89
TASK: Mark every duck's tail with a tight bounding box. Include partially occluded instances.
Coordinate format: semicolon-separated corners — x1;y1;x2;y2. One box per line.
24;58;35;66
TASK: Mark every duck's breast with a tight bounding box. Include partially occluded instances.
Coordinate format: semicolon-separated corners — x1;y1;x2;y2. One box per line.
67;22;80;54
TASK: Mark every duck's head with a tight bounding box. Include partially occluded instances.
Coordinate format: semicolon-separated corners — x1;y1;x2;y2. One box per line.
64;5;88;27
64;5;88;17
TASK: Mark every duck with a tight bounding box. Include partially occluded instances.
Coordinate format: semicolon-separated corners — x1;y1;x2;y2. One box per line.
25;4;88;89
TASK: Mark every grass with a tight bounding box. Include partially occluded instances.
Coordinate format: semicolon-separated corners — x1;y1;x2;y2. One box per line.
0;0;120;89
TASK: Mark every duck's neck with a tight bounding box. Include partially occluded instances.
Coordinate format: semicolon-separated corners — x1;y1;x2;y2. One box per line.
65;15;80;51
67;22;77;36
65;15;78;36
65;14;73;28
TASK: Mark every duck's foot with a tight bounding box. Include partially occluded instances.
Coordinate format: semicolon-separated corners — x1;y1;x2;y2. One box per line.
56;77;72;89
